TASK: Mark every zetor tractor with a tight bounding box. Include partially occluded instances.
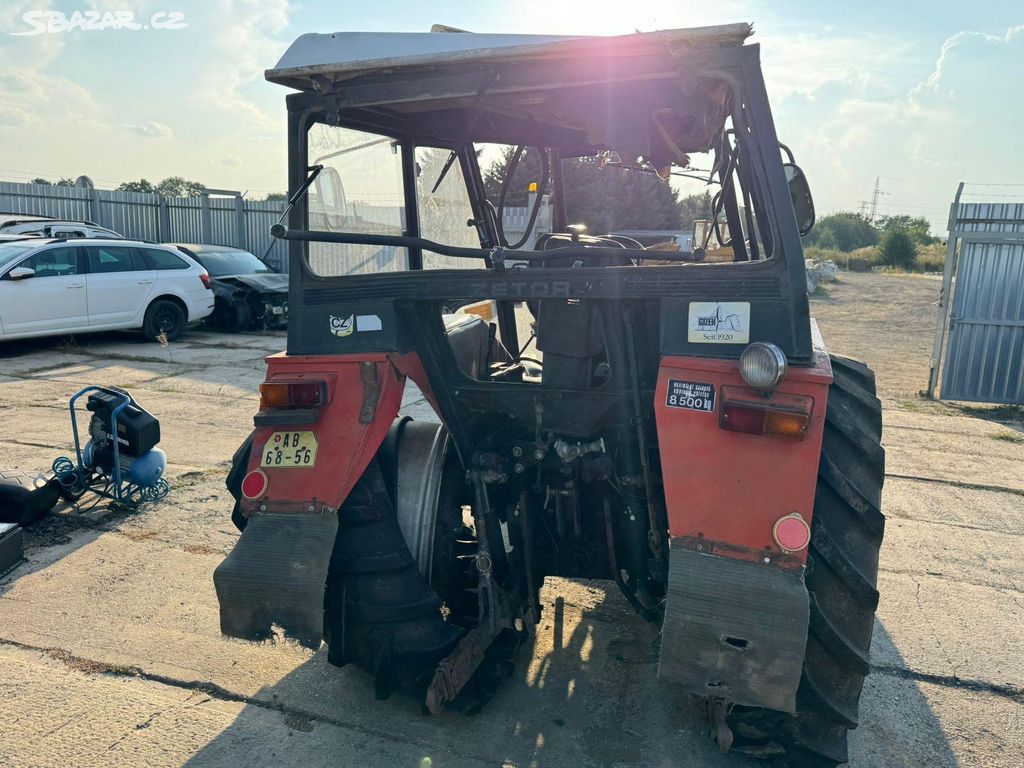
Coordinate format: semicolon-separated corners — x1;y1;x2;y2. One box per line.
215;24;885;766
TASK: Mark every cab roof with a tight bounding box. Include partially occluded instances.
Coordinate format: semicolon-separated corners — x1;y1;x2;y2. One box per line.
266;25;755;160
266;25;752;91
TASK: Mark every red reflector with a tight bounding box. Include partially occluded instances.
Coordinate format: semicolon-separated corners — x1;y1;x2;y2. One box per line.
773;513;811;553
260;380;327;408
720;401;809;440
241;469;268;499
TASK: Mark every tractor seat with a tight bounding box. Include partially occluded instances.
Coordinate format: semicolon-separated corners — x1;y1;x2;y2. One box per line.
442;313;490;380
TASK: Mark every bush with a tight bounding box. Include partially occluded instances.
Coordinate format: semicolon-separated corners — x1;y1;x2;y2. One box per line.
915;243;947;272
803;212;879;252
879;228;917;269
810;246;879;271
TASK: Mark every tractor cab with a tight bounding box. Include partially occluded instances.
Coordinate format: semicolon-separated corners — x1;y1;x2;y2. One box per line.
215;25;885;767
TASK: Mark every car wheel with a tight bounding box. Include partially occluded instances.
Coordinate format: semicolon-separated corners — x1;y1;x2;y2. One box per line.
143;299;186;341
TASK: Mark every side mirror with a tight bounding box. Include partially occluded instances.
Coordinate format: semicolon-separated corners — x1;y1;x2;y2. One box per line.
8;266;35;280
313;167;347;216
784;163;815;236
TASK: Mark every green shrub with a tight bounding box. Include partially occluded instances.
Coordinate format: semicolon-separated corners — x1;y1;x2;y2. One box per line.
915;243;947;272
879;228;917;269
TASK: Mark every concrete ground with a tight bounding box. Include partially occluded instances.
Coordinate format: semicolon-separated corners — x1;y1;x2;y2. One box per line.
0;271;1022;767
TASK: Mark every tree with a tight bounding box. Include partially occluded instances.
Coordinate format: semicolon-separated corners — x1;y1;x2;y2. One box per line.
481;147;684;234
55;177;75;187
30;177;51;185
263;192;287;202
117;179;157;194
803;211;878;252
879;227;917;269
156;176;206;197
678;191;713;231
877;214;936;246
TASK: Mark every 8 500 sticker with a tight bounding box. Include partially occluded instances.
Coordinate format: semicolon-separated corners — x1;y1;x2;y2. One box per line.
666;379;715;412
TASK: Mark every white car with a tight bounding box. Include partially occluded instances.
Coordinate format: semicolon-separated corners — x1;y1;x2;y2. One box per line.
0;238;215;342
0;218;123;239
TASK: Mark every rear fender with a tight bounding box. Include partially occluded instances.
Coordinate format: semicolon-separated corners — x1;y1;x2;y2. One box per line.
214;353;405;647
239;352;405;516
654;325;832;711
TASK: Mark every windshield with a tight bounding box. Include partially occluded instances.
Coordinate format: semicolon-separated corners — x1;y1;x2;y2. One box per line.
195;250;272;277
0;241;39;270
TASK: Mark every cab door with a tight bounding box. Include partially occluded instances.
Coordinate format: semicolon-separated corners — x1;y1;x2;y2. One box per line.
83;244;156;327
0;245;89;336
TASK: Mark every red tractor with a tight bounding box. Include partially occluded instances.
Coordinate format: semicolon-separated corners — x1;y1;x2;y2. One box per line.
215;24;885;766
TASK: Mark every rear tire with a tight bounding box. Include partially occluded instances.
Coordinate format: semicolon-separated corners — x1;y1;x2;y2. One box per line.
728;355;886;766
143;299;186;341
322;459;463;699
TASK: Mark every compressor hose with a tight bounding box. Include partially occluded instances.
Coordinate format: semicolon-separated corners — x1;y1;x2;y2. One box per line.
52;456;88;497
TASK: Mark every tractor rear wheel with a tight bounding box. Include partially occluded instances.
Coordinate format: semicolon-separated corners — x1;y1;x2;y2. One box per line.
322;420;480;701
728;355;886;766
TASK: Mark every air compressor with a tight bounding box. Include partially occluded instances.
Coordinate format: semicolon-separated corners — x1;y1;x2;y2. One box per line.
0;386;169;526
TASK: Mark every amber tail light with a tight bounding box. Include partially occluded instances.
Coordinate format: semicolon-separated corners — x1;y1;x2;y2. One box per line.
719;400;809;440
259;381;328;409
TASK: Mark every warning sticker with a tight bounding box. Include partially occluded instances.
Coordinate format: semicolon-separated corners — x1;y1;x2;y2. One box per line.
687;301;750;344
666;380;716;412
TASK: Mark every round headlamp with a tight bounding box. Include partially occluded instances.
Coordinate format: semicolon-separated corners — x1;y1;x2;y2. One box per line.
739;342;787;390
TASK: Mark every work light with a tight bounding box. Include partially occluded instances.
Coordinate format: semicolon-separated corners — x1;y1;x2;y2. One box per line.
739;342;787;390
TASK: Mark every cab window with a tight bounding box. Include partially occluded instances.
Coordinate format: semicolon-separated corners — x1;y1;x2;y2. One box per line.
306;124;407;277
415;147;482;269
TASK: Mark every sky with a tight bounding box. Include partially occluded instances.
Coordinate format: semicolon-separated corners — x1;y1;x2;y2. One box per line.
1;0;1023;232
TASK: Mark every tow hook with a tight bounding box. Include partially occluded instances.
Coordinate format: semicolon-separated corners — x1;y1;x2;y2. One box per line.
707;697;734;753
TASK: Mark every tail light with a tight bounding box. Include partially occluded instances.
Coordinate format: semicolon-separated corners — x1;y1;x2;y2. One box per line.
720;400;809;440
199;271;211;289
260;380;328;408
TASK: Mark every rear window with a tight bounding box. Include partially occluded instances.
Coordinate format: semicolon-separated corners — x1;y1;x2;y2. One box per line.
141;248;189;270
190;250;271;277
86;245;139;274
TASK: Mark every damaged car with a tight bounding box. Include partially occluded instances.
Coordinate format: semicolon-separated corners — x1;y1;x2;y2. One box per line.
169;243;288;331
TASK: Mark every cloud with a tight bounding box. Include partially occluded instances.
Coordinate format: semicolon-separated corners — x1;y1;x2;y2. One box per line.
194;0;292;128
124;121;173;139
772;24;1024;230
759;30;913;100
0;69;103;128
222;154;242;167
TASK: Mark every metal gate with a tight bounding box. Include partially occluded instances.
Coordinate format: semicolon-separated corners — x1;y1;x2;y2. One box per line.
928;186;1024;403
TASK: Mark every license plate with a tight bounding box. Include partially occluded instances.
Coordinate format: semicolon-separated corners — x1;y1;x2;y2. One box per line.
261;431;318;468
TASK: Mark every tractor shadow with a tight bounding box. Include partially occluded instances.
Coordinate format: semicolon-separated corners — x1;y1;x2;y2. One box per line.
180;582;961;768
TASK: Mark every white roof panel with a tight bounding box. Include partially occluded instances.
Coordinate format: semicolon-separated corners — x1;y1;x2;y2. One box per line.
267;25;753;90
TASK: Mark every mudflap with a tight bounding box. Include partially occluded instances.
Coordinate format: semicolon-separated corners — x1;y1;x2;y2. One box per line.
213;510;338;648
658;541;809;713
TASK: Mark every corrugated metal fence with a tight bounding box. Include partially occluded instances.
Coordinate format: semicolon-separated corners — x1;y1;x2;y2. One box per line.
0;181;553;274
0;181;289;269
929;187;1024;403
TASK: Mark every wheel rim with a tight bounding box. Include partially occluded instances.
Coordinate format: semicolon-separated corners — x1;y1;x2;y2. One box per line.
155;307;179;334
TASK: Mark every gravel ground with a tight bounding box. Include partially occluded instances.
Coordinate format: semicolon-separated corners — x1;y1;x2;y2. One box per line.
0;271;1021;767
